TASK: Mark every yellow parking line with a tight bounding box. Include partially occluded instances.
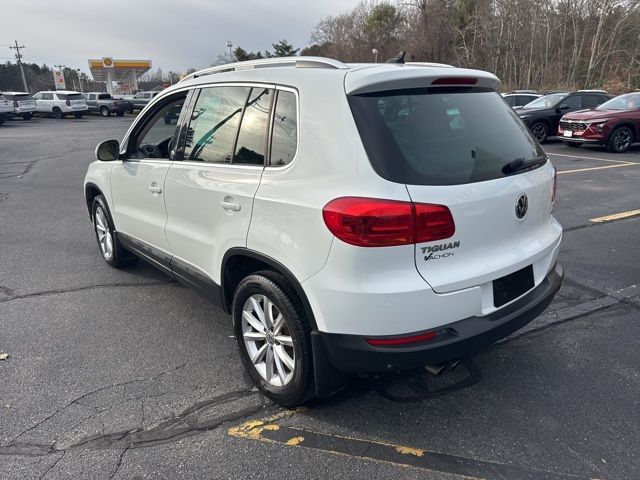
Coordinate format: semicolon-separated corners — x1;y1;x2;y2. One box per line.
548;152;638;165
590;209;640;223
558;163;637;174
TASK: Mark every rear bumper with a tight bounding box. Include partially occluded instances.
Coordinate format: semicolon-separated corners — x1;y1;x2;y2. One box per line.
315;262;563;374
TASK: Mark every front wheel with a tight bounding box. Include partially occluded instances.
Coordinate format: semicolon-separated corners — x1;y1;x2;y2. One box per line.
74;112;83;119
233;271;314;406
22;113;33;120
52;107;64;119
607;126;633;153
530;122;548;143
100;106;110;117
91;195;138;268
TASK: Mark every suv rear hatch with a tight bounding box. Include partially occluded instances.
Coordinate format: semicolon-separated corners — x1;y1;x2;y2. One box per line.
58;93;87;108
347;70;558;294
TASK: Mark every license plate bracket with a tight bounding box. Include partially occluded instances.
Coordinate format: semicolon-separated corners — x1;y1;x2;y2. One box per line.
493;265;534;308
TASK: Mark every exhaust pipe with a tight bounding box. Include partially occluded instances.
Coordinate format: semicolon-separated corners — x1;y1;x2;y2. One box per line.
424;359;461;376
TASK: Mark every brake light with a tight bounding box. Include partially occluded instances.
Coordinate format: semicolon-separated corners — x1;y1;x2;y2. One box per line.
431;77;477;86
65;100;70;106
322;197;455;247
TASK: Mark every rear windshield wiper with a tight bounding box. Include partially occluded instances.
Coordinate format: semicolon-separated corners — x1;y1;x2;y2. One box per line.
501;155;547;175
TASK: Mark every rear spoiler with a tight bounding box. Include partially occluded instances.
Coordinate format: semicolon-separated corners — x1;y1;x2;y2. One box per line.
345;65;501;95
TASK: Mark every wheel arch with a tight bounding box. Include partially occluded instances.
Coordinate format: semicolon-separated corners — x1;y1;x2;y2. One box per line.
221;248;318;330
84;182;103;220
607;121;636;141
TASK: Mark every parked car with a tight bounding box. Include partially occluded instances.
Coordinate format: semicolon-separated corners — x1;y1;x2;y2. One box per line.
0;91;36;120
558;92;640;152
125;91;159;112
502;92;541;109
83;92;131;117
33;90;88;119
0;94;14;125
84;57;562;406
517;91;612;142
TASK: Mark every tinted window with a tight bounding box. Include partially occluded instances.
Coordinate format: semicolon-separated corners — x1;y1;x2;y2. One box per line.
269;91;298;167
131;95;186;159
504;96;516;106
522;93;567;109
98;94;112;100
44;93;54;100
562;95;581;108
57;93;84;100
234;88;272;165
596;93;640;110
349;89;544;186
184;86;250;163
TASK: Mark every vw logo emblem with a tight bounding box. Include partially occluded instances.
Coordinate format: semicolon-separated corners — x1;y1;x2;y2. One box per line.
515;194;528;219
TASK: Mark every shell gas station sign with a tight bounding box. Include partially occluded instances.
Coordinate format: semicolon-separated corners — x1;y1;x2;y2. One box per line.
53;69;66;90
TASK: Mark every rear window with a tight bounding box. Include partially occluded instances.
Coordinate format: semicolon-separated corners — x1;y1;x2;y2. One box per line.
4;94;31;101
57;94;84;100
98;94;112;100
349;88;544;186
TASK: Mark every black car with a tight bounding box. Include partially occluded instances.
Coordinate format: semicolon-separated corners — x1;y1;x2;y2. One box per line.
517;92;612;142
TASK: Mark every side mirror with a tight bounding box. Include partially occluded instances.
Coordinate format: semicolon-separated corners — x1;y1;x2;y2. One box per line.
95;139;120;161
557;104;570;111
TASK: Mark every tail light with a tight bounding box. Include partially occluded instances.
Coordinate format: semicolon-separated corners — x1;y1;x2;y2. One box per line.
431;77;478;86
551;163;557;207
322;197;455;247
365;328;455;347
65;100;70;106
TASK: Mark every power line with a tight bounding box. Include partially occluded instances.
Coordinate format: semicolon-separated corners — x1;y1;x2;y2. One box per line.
9;40;28;92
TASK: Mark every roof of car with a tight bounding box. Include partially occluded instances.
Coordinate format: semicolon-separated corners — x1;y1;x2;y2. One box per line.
0;91;31;95
36;90;82;94
174;56;500;95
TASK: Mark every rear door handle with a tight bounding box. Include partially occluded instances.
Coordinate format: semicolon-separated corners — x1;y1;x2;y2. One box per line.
220;200;241;212
148;183;162;195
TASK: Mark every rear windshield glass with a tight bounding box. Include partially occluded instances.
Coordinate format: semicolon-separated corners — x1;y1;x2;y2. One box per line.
349;88;544;186
57;94;84;100
98;94;112;100
4;94;31;100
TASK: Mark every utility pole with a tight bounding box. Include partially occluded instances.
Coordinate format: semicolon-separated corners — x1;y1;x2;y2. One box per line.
226;41;233;62
9;40;28;92
76;69;84;93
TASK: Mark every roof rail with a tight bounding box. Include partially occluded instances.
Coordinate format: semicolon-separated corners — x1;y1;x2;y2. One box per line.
406;62;454;68
180;56;349;83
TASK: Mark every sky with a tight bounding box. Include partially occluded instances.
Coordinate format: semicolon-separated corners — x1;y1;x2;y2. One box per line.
2;0;360;75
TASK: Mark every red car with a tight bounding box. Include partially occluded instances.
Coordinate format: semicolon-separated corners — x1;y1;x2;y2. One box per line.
558;93;640;152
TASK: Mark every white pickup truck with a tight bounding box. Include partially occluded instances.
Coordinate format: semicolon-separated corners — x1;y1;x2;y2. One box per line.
0;94;14;125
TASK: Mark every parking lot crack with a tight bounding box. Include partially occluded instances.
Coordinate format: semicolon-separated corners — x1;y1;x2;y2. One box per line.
37;450;65;480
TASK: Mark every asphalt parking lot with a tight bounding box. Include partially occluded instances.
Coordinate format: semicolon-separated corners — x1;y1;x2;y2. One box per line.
1;115;639;480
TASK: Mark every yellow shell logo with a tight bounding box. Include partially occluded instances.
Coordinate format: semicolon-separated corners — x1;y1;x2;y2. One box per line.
103;58;113;67
55;70;61;76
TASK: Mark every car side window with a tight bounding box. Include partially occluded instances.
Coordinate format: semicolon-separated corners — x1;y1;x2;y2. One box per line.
269;90;298;167
128;94;187;160
33;93;43;100
563;95;581;109
183;86;250;163
581;95;600;108
234;87;273;165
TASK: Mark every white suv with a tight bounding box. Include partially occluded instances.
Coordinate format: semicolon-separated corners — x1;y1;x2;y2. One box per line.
84;57;563;406
33;90;88;118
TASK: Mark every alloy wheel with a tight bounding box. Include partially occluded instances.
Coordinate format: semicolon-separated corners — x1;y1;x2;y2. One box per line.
613;130;632;152
242;294;295;387
531;124;547;142
95;206;114;260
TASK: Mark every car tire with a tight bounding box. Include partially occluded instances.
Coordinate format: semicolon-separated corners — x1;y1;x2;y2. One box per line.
91;195;138;268
530;122;548;143
74;113;84;119
22;113;33;120
606;126;633;153
233;270;314;407
116;111;125;117
52;107;64;119
100;106;110;117
565;142;581;148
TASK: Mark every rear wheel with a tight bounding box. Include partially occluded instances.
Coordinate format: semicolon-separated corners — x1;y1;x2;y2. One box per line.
22;113;33;120
52;107;63;119
530;122;548;143
116;111;125;117
565;142;581;148
74;112;83;119
233;271;314;406
607;126;633;153
100;106;110;117
91;195;138;268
